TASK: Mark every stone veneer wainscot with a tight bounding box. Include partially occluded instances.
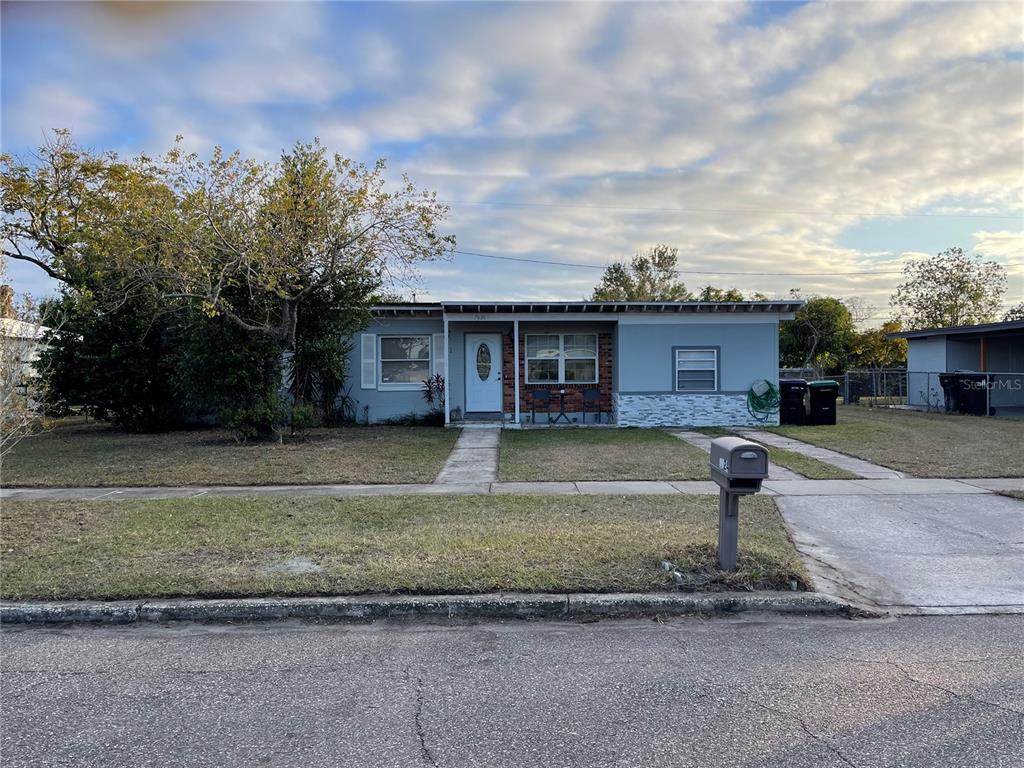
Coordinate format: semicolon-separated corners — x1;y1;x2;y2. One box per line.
613;393;778;427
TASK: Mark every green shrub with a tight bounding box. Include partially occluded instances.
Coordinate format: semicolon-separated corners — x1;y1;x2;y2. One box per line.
218;397;282;444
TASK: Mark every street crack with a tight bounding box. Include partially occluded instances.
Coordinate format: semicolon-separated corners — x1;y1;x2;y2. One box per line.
404;665;436;765
836;657;1023;717
747;696;860;767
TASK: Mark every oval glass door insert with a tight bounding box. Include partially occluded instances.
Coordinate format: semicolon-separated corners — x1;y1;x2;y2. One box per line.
475;343;492;381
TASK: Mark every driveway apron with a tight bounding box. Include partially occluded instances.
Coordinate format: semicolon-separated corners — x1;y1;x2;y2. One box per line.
777;491;1024;614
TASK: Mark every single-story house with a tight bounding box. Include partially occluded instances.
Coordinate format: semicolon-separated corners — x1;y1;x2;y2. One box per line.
0;317;47;378
348;300;802;427
890;318;1024;415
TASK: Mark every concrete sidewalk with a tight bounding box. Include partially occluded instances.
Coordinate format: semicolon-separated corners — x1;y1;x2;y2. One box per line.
3;477;1016;501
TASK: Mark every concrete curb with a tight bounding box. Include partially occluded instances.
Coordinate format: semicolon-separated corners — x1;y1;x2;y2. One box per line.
0;591;873;626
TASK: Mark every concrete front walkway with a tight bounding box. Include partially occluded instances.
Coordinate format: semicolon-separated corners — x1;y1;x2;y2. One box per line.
434;426;500;484
734;428;905;479
669;430;804;481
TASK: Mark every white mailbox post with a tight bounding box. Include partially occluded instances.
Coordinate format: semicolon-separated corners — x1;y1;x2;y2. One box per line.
709;437;770;571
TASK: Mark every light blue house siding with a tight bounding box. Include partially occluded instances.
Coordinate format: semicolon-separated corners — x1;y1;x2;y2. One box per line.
347;316;443;423
613;316;779;427
906;336;947;408
349;302;800;426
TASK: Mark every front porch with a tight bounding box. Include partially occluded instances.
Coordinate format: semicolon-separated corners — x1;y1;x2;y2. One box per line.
444;314;616;426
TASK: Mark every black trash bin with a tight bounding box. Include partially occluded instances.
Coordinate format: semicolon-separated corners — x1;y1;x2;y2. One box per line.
807;380;839;425
779;379;808;425
954;372;992;416
938;373;958;412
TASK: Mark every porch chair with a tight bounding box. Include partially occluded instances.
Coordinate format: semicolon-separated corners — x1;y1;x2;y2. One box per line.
530;389;552;424
582;388;602;424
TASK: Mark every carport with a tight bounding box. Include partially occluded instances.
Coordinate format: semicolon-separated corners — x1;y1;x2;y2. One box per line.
891;319;1024;418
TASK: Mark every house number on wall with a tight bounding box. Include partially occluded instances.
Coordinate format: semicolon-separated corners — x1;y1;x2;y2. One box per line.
473;314;488;321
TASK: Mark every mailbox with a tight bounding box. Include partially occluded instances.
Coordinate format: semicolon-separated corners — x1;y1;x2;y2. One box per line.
709;436;769;495
708;436;770;572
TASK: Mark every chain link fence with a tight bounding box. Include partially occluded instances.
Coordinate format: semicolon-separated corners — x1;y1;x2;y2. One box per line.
842;369;908;407
776;369;1024;417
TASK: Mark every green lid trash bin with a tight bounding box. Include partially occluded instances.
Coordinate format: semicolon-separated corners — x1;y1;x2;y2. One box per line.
807;380;839;425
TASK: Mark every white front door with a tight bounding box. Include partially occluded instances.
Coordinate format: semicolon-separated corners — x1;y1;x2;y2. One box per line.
465;333;503;412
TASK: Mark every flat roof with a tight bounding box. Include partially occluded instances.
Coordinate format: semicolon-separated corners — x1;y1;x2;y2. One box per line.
372;300;804;317
889;318;1024;340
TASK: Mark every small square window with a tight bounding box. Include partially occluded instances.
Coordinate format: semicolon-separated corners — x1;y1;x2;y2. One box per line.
675;349;717;392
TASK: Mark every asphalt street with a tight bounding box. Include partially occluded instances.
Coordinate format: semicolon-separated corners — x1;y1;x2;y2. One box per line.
2;614;1022;767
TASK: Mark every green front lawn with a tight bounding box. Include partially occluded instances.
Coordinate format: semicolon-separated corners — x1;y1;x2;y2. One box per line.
0;494;805;600
1;423;460;487
499;429;709;481
771;406;1024;478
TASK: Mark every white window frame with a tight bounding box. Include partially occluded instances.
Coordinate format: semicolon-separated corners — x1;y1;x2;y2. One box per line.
378;334;431;391
525;333;599;385
674;348;718;392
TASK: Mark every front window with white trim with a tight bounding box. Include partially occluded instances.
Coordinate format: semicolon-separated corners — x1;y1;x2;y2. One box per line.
675;349;718;392
526;333;598;384
379;335;431;387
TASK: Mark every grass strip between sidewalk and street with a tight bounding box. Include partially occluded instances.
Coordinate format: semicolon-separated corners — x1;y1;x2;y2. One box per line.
0;495;807;601
1;423;460;487
499;429;709;482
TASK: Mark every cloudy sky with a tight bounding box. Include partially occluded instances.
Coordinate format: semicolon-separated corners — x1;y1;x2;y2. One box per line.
2;0;1022;321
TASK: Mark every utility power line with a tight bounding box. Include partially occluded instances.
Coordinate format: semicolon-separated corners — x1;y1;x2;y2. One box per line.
454;249;1024;277
441;199;1023;220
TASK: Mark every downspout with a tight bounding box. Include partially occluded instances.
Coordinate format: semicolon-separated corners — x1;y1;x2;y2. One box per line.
980;337;987;372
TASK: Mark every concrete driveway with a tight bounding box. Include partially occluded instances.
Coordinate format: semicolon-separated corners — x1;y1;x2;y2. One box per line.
778;491;1024;614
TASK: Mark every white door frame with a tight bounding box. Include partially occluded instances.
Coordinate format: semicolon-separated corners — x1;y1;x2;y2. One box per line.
465;333;503;412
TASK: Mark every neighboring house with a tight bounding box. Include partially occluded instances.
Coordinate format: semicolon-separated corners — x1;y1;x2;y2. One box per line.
349;300;802;427
890;319;1024;413
0;317;47;377
1;317;48;416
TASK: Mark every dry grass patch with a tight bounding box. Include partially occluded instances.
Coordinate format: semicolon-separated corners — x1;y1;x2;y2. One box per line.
499;429;708;481
0;423;459;487
0;495;806;600
771;407;1024;478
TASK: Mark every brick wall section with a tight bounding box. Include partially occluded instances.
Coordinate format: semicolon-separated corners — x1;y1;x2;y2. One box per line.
502;332;613;419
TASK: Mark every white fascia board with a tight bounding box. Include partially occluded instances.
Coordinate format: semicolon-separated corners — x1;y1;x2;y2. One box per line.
442;311;791;324
443;312;608;323
617;314;784;325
